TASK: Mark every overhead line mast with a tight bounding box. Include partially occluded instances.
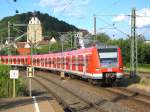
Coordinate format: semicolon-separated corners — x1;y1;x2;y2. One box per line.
130;8;138;77
94;15;97;42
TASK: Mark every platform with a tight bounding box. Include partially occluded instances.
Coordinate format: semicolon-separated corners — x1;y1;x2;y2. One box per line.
0;96;64;112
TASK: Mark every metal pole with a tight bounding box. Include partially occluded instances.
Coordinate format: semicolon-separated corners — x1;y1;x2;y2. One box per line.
49;41;51;53
94;15;97;42
8;21;10;64
74;33;77;48
61;38;63;52
29;43;33;97
13;79;16;98
29;78;32;96
130;8;137;77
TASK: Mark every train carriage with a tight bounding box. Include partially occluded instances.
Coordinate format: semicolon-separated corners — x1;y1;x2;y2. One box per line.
0;46;123;84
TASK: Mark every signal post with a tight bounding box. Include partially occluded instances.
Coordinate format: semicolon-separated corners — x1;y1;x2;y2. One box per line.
27;67;34;96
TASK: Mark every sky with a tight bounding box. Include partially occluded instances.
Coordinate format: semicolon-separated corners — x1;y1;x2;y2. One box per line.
1;0;150;39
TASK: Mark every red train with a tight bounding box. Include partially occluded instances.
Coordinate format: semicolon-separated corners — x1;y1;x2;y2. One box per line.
0;46;123;84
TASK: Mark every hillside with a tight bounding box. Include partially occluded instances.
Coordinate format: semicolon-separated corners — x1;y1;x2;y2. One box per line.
0;11;78;41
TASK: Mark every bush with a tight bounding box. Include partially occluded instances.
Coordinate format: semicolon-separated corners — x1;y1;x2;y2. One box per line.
0;65;27;98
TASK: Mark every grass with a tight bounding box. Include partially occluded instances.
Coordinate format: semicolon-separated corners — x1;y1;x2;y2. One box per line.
124;63;150;73
139;78;150;86
0;64;27;98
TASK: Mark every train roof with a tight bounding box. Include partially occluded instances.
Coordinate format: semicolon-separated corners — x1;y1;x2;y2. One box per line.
1;45;119;58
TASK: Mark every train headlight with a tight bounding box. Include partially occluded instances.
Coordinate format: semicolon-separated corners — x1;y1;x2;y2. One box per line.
96;68;100;71
119;67;123;70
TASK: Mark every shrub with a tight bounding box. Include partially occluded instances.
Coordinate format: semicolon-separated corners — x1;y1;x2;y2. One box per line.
0;65;27;98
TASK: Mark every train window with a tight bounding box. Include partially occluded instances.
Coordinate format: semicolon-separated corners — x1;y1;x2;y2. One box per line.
49;58;51;64
53;58;55;64
66;57;70;65
98;48;118;67
37;59;40;63
99;48;117;52
41;58;44;65
45;58;47;64
33;58;36;64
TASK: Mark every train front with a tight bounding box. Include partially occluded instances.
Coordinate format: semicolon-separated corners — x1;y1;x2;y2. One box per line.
97;47;123;81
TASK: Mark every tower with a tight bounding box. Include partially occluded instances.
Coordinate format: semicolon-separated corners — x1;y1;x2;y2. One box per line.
27;16;43;43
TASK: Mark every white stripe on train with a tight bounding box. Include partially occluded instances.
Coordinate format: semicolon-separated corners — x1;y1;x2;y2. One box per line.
10;63;123;79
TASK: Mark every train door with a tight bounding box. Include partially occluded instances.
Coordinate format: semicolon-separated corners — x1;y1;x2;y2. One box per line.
66;56;69;70
75;55;78;72
33;58;36;66
53;57;56;68
78;55;83;72
72;56;75;71
57;57;60;69
27;56;31;65
41;58;43;67
51;57;54;68
2;58;4;64
83;55;87;76
85;55;90;73
16;58;18;65
5;58;7;64
49;58;51;68
70;56;72;71
18;58;21;65
45;57;47;67
37;58;40;66
24;58;26;65
61;57;64;69
11;58;13;64
22;58;24;65
43;58;45;67
1;58;5;64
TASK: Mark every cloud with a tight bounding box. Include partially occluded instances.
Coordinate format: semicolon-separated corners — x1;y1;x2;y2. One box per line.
38;0;90;18
112;8;150;28
136;8;150;28
112;14;127;22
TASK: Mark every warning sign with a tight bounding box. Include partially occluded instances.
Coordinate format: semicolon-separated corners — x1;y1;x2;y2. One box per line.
10;70;19;79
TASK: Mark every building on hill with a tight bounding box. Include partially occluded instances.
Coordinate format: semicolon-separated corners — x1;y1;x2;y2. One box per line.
79;29;89;37
27;16;43;43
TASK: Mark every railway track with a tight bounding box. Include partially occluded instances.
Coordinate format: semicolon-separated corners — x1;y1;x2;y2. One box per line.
33;75;106;112
105;87;150;104
35;70;150;112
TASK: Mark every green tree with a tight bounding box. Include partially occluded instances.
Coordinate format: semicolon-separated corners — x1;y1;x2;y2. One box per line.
0;11;78;41
96;33;110;43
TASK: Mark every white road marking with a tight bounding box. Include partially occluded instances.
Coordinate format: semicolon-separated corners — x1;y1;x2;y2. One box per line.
32;96;40;112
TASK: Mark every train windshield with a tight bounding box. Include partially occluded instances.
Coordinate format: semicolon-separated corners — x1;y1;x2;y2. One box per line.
98;48;118;68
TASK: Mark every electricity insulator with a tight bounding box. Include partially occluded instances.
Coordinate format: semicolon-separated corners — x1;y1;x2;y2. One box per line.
16;10;19;13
